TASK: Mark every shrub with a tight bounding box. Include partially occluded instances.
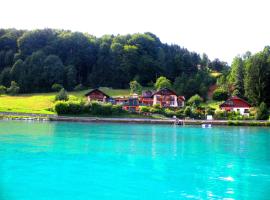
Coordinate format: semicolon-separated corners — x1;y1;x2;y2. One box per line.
139;106;150;113
91;102;112;115
175;109;185;119
205;107;215;116
214;109;227;120
164;108;175;117
184;106;192;117
212;89;228;101
0;85;7;95
54;101;69;114
256;102;269;120
194;109;206;119
102;103;113;115
153;104;161;109
74;84;85;91
68;101;83;114
7;81;20;95
112;104;125;114
187;94;203;107
149;107;161;114
55;88;69;101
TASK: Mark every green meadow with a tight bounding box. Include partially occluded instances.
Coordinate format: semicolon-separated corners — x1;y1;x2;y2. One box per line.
0;88;131;114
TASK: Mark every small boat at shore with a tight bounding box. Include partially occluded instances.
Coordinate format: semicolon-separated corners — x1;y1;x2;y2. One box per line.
202;124;212;128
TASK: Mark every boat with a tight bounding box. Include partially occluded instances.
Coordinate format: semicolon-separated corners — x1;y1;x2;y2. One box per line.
202;124;212;128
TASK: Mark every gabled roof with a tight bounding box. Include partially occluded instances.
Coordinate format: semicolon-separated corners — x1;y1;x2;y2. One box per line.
220;96;251;108
151;88;177;97
142;90;153;98
178;96;185;101
85;88;110;98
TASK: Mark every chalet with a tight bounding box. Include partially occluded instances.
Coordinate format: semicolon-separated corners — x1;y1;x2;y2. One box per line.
220;96;251;116
122;98;140;112
140;90;153;106
152;88;182;108
114;97;129;105
85;88;110;103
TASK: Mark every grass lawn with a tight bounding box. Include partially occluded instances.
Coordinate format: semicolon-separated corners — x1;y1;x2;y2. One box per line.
0;88;131;114
202;100;223;109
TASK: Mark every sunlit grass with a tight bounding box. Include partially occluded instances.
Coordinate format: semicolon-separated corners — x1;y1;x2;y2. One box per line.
0;88;131;114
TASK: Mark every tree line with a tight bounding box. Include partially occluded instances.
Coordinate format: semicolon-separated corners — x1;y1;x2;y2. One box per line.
218;46;270;106
0;28;227;98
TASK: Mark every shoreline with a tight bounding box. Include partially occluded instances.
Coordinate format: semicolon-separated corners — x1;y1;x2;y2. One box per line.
1;112;270;126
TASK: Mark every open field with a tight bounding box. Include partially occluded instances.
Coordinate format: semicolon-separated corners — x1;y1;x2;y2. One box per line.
0;88;131;114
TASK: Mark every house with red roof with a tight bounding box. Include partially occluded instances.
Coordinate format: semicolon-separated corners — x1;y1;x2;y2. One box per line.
220;96;251;116
85;88;111;103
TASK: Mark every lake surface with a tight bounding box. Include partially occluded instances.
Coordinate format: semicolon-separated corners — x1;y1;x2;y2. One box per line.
0;120;270;200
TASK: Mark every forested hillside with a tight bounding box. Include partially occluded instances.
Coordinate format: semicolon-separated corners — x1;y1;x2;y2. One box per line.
0;28;227;97
218;46;270;106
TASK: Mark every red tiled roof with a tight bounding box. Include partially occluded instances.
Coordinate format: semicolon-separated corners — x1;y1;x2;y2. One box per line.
85;88;110;98
151;88;177;97
220;96;251;108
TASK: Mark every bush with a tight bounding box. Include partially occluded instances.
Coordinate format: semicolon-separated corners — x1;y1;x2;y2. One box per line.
68;101;84;114
184;106;192;117
164;108;175;117
7;81;20;95
0;85;7;95
256;102;269;120
54;100;126;116
54;101;69;114
205;107;215;115
212;88;228;101
74;84;85;91
175;109;185;119
51;83;63;92
91;102;112;115
55;88;69;101
187;94;203;107
139;106;150;113
191;109;205;119
149;107;161;114
153;104;161;109
214;109;227;120
112;105;125;115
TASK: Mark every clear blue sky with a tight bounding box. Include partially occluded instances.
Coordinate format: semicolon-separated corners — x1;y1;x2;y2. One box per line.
1;0;270;64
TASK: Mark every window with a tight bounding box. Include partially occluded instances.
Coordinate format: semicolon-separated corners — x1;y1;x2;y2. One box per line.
244;109;249;113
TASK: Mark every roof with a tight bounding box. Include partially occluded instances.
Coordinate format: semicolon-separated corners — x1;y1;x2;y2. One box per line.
220;96;251;108
151;88;177;97
178;96;185;101
84;88;110;98
142;90;153;98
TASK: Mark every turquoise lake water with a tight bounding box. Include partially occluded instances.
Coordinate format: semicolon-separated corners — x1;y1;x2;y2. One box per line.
0;121;270;200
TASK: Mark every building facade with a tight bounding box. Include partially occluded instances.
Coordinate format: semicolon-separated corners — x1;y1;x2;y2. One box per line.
85;89;110;103
220;96;251;116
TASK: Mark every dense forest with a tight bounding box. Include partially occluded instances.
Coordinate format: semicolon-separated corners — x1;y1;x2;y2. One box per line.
0;28;228;98
218;46;270;106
